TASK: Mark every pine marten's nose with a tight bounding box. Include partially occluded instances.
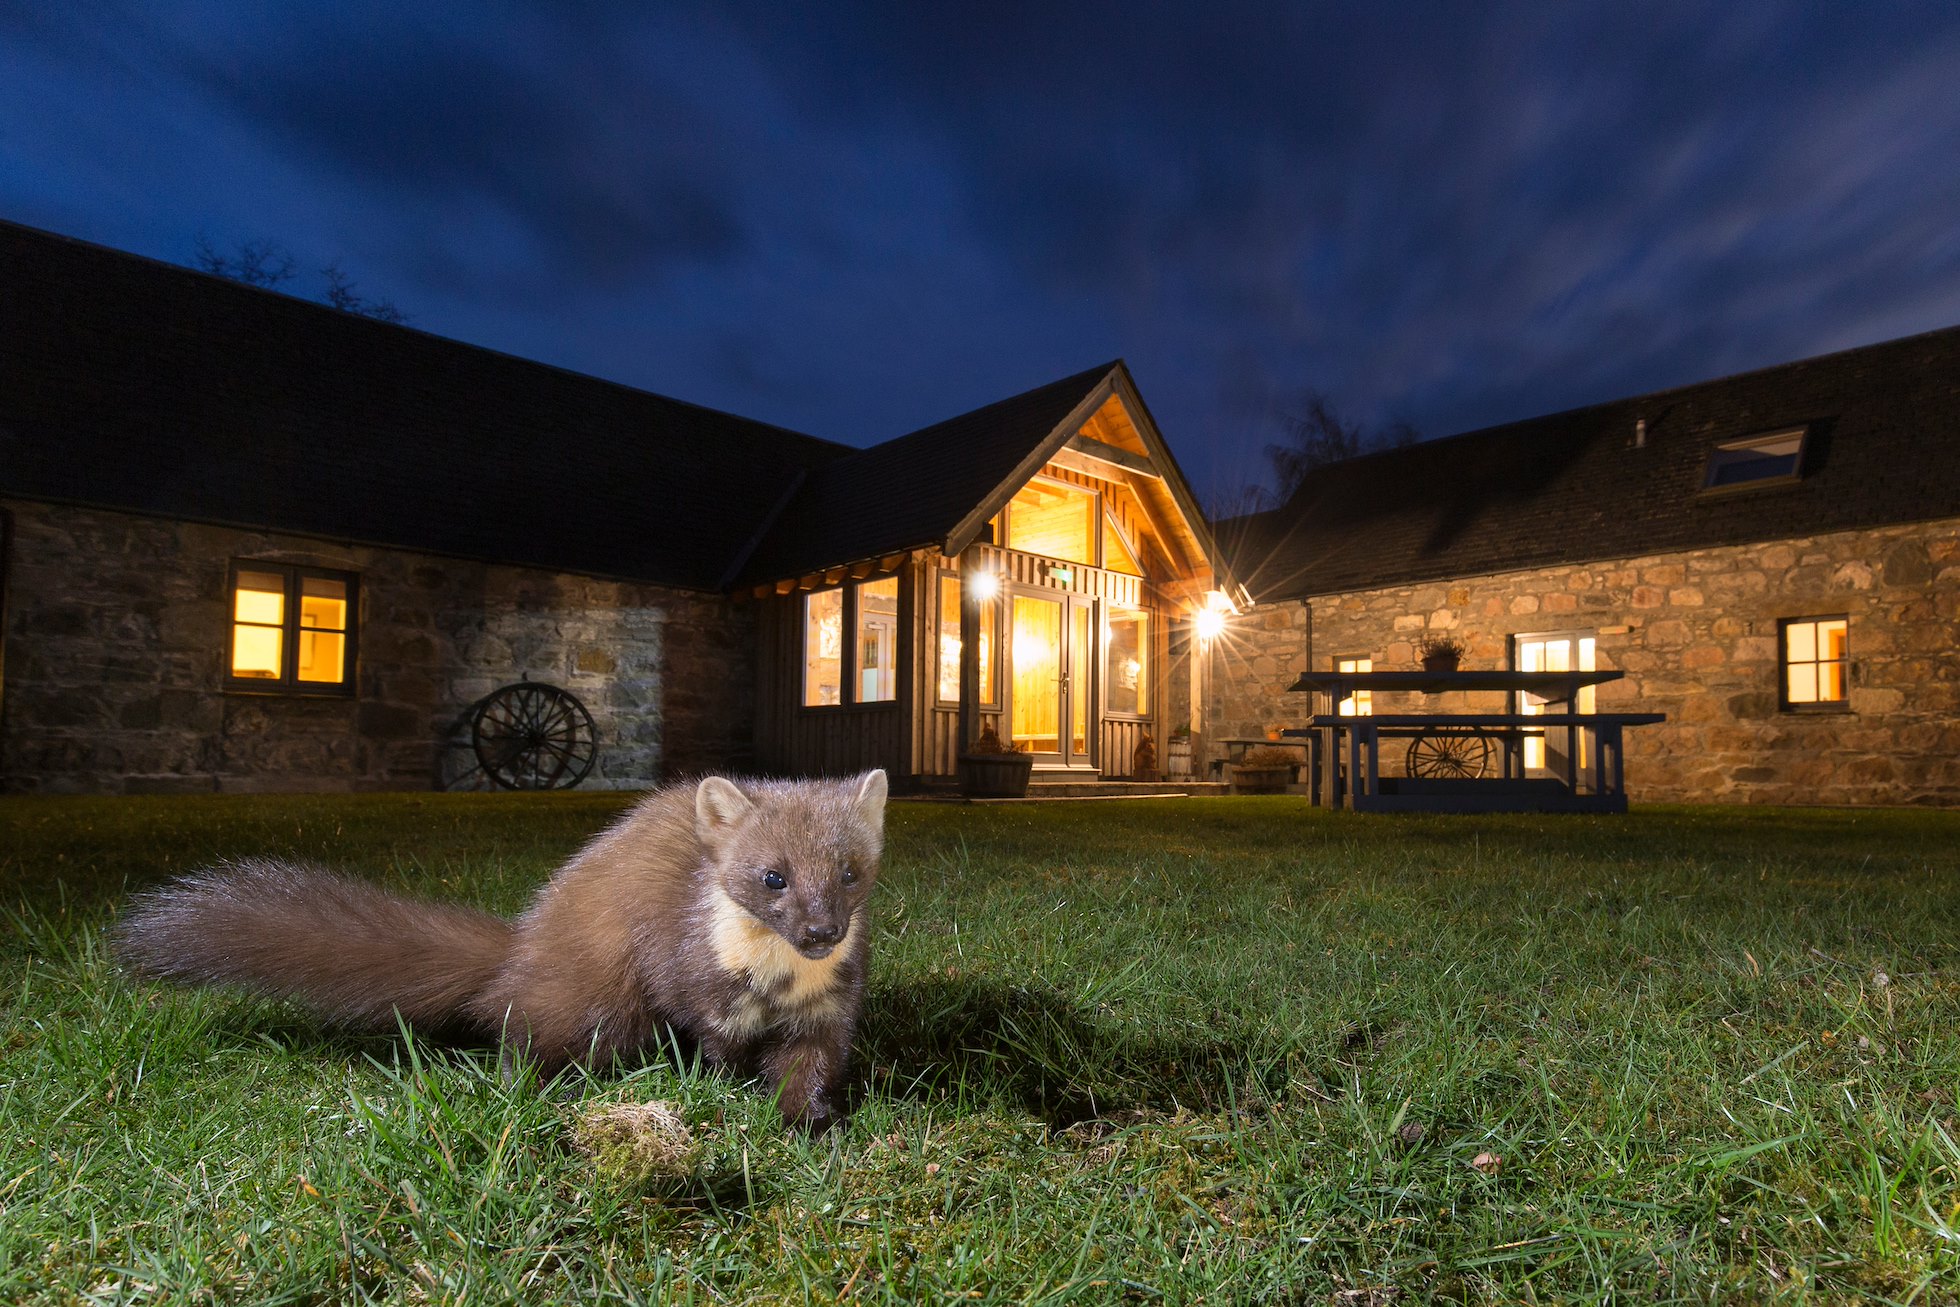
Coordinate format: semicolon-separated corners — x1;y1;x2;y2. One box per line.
802;922;842;947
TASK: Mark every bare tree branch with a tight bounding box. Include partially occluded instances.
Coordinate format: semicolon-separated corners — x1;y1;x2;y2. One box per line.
1264;390;1422;498
192;237;408;323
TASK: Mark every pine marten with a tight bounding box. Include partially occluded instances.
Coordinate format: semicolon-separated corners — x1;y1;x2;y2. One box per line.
115;770;887;1130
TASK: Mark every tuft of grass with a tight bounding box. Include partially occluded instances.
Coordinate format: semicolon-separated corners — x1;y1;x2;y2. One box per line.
2;792;1957;1302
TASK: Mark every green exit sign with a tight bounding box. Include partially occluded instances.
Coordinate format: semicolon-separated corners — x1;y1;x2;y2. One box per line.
1045;564;1074;584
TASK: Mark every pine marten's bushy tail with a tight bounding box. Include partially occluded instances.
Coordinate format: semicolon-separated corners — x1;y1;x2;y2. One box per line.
115;859;513;1036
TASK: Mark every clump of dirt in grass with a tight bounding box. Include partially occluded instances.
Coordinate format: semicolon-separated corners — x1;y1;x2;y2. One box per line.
570;1100;701;1188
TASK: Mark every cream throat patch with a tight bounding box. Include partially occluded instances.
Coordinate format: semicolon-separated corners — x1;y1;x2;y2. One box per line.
707;888;856;1010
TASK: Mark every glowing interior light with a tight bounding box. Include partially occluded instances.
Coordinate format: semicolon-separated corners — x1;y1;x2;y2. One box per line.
1194;608;1227;641
968;570;1001;602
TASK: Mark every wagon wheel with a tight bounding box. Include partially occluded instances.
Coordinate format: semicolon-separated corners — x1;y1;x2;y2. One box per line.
470;682;598;790
1404;726;1492;780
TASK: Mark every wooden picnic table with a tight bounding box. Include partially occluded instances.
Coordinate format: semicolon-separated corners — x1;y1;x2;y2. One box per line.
1278;669;1665;813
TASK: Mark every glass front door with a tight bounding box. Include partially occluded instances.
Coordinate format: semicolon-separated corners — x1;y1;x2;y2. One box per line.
1010;591;1095;767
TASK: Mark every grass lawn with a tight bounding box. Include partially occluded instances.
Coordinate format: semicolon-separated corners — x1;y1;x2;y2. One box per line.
2;792;1957;1304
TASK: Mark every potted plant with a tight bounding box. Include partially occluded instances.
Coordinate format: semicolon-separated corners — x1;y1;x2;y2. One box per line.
958;723;1034;798
1229;745;1298;795
1416;633;1466;673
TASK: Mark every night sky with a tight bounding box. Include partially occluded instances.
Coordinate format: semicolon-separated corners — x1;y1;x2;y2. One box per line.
7;3;1959;503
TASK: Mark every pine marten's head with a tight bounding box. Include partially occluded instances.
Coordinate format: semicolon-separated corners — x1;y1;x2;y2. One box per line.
695;770;886;961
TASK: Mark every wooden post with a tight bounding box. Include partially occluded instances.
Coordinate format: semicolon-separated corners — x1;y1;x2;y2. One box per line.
1183;611;1199;775
957;548;982;755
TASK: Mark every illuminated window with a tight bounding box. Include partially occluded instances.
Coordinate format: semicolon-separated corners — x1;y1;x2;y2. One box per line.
1105;609;1149;716
1703;427;1807;490
1780;617;1848;711
226;562;356;694
1335;656;1372;716
936;573;998;705
802;574;904;708
1004;478;1096;565
1103;514;1144;576
803;588;844;706
857;577;898;703
1515;631;1596;773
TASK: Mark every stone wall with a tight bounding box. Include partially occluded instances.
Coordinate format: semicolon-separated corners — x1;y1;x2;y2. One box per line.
1208;517;1960;806
0;500;755;794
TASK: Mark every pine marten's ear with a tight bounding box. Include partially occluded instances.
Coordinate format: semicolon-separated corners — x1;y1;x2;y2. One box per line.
853;769;889;828
695;776;754;845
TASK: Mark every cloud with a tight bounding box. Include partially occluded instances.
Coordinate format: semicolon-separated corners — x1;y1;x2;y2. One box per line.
5;0;1958;498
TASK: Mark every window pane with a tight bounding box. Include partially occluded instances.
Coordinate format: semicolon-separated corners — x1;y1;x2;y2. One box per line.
1706;430;1804;488
1011;596;1061;751
1819;620;1848;661
300;576;348;631
1818;661;1845;701
1071;604;1091;754
1106;610;1148;716
803;589;844;706
1787;665;1817;703
234;571;285;625
856;578;899;702
232;624;283;678
1337;656;1372;716
296;630;345;683
978;594;996;704
1103;515;1143;576
1786;621;1816;663
1005;480;1095;564
937;576;961;701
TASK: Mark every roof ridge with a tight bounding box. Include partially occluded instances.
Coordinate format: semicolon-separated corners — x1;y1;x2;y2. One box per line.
1281;320;1960;500
857;360;1122;454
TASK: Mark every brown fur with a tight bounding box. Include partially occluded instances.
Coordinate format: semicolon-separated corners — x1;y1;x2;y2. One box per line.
115;770;887;1129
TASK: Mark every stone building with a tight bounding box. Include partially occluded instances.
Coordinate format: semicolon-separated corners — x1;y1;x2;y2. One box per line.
1;221;1228;793
1213;325;1960;806
7;219;1957;805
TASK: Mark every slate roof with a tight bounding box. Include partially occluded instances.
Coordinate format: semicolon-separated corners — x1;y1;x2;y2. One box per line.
733;362;1119;586
1;222;1171;595
0;221;844;591
1225;324;1960;604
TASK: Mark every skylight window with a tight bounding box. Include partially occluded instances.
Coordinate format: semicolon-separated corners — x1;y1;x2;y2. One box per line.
1702;427;1807;490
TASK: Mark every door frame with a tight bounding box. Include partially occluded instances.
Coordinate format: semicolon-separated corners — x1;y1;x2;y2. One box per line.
1512;629;1597;783
1005;585;1098;770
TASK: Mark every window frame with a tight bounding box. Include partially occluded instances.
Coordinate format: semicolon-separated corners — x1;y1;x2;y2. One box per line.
933;569;1001;710
1700;426;1809;494
1334;654;1373;716
800;572;904;712
1101;605;1151;722
1001;474;1103;569
1101;511;1146;578
1778;615;1850;714
222;560;359;697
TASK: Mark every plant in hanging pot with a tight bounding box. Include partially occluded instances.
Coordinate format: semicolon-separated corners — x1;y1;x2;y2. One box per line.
1229;745;1298;795
1416;633;1467;673
958;723;1034;798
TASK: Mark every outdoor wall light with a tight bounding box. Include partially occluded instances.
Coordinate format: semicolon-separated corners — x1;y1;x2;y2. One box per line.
968;570;1001;602
1194;608;1227;642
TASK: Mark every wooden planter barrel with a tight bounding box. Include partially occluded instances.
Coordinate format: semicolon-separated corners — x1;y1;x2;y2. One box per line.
958;752;1034;798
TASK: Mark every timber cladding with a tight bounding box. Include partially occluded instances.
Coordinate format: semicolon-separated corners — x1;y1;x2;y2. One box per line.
754;542;1170;785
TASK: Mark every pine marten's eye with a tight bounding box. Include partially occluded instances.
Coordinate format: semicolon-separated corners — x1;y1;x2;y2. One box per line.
840;866;858;886
761;868;787;892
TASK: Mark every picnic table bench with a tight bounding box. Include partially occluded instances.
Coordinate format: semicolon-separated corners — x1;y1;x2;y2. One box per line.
1280;670;1666;813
